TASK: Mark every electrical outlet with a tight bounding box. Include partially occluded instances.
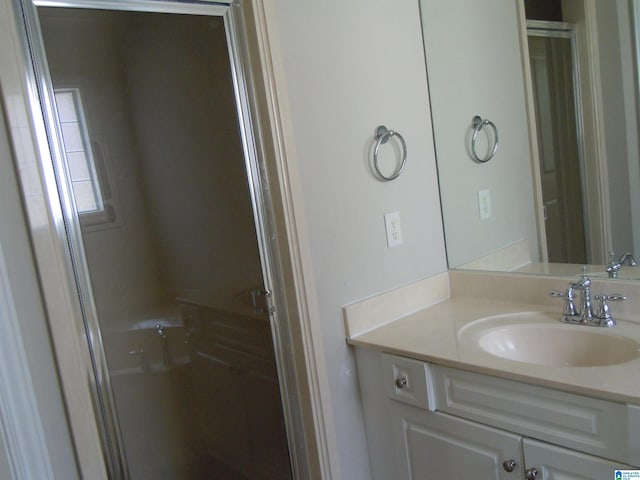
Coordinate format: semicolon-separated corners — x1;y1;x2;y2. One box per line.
478;189;492;220
384;212;403;248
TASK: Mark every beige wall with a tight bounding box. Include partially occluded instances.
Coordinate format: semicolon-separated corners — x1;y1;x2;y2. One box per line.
595;0;640;256
124;13;262;296
268;0;447;477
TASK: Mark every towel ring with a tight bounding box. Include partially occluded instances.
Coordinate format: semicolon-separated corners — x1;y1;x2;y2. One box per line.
373;125;407;181
471;116;498;163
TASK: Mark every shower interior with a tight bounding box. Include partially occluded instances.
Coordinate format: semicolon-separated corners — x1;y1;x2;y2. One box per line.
37;7;291;479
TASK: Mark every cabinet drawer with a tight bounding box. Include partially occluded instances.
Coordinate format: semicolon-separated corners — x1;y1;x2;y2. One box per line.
381;354;434;410
431;365;639;465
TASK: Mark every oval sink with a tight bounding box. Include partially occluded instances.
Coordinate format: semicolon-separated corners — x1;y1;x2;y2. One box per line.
478;323;639;367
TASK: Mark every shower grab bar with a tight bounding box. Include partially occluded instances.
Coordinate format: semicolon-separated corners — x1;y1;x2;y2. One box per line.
471;115;499;163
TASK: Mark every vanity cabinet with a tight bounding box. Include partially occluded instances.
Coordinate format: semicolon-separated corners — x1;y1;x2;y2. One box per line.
355;347;639;479
390;404;630;479
180;301;291;479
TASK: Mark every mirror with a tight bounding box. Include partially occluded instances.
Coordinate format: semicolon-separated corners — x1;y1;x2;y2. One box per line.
421;0;640;280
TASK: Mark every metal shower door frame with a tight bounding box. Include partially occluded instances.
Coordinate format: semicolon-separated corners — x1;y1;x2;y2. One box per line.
11;0;300;478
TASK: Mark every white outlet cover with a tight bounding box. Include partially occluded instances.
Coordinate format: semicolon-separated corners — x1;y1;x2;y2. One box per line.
384;212;403;247
478;189;492;220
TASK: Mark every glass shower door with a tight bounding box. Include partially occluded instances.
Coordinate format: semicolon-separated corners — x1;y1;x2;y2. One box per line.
30;5;291;479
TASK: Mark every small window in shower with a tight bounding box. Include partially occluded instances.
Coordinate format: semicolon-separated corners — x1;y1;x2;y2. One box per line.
54;88;104;215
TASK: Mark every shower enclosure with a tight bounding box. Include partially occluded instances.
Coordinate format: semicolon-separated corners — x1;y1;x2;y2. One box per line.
13;1;293;478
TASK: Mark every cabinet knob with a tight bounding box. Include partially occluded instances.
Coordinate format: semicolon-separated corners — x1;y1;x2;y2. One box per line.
525;467;538;479
502;459;517;472
395;376;408;389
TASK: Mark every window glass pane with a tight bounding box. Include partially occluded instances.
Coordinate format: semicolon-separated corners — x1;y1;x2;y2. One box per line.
60;122;84;152
66;151;91;180
54;88;104;214
54;91;77;122
72;180;98;212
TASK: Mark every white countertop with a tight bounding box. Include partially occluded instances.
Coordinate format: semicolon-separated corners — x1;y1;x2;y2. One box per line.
345;272;640;405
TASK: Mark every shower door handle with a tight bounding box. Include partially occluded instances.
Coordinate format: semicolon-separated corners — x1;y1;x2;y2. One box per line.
251;288;275;315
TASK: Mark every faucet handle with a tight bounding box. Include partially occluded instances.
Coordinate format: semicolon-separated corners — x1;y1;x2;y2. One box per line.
550;287;578;317
595;293;626;305
593;294;626;327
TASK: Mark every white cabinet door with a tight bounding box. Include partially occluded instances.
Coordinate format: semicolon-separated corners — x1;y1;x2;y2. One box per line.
391;404;523;479
523;438;635;479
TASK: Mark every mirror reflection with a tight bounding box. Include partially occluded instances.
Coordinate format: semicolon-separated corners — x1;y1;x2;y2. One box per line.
422;0;640;279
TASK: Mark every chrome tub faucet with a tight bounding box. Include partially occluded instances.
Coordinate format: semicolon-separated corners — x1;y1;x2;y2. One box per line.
156;324;171;368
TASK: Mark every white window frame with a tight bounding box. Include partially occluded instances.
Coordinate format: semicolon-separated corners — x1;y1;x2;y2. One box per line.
54;87;114;226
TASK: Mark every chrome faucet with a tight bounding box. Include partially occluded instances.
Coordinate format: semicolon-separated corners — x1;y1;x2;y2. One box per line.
606;251;637;278
156;324;171;368
618;252;637;266
128;348;151;373
550;267;626;327
573;271;594;323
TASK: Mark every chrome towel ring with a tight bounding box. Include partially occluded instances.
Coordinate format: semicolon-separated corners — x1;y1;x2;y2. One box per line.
471;115;498;163
373;125;407;181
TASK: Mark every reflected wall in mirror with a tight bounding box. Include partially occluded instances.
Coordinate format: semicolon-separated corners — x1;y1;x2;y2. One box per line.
421;0;640;280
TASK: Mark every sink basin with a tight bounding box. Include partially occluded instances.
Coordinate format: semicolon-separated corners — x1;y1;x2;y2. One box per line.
458;312;640;367
477;322;639;367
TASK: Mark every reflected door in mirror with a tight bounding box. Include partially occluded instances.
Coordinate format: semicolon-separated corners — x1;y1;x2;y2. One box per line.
528;32;587;264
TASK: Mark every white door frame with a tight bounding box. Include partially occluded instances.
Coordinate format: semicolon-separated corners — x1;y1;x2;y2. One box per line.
561;0;611;265
520;0;612;266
